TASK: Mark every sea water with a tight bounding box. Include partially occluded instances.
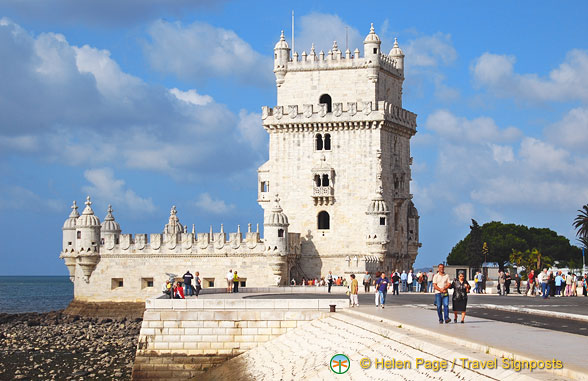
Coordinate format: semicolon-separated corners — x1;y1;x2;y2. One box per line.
0;276;73;313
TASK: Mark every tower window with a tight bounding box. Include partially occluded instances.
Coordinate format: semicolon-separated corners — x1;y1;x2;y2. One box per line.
278;229;284;238
77;231;81;239
322;174;329;187
318;211;330;230
315;134;323;150
373;48;378;54
314;175;321;187
319;94;332;113
380;217;386;226
260;181;269;192
324;134;331;150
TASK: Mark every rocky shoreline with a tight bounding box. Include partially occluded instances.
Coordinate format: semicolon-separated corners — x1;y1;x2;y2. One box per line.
0;311;142;380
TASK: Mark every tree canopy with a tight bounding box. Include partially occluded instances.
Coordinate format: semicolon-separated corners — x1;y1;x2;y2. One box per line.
446;221;581;270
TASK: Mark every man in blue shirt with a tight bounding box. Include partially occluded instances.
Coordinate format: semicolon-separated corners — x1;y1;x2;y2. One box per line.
377;273;389;309
555;271;564;297
400;270;407;292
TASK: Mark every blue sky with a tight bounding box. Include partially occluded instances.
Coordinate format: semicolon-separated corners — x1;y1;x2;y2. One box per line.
1;1;587;275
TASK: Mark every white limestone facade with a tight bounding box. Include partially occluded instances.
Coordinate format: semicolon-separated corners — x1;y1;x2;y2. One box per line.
59;24;420;302
258;25;421;279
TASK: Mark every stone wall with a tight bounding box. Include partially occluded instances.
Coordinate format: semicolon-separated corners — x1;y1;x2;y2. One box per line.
131;297;347;379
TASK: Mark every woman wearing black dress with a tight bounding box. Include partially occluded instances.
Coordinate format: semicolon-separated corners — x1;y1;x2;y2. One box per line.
449;271;470;323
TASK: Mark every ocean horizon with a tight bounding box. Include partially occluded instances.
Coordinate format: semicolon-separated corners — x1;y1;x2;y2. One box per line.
0;276;73;314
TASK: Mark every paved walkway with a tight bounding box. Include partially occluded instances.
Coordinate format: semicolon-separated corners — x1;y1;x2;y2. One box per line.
349;304;588;379
201;310;564;380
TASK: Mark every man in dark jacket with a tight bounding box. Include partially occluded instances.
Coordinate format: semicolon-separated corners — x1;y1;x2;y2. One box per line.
183;270;194;297
514;273;521;294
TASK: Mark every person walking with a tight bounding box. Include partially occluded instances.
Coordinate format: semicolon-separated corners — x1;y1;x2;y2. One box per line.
433;264;451;324
194;271;202;297
504;271;511;295
350;274;359;307
415;271;422;293
449;271;470;323
498;271;505;295
549;271;556;297
327;271;333;293
226;269;233;293
392;271;400;295
374;271;381;306
473;271;479;294
363;271;371;293
540;268;549;299
555;271;563;296
514;272;521;294
233;271;239;293
400;270;407;292
183;270;194;297
527;270;535;296
427;269;434;293
377;272;389;309
407;270;414;292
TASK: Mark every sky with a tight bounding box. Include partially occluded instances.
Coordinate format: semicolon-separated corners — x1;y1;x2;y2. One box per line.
0;1;587;275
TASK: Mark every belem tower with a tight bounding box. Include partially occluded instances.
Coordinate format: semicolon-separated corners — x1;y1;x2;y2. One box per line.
59;24;421;302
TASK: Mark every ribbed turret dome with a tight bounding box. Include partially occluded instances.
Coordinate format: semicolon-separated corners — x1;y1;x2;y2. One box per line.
274;30;289;49
62;200;79;230
389;38;404;57
164;205;183;234
363;23;380;43
76;196;101;227
101;204;121;233
366;188;390;214
264;195;289;226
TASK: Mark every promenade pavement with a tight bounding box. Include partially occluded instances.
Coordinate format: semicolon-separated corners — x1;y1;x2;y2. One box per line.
349;303;587;380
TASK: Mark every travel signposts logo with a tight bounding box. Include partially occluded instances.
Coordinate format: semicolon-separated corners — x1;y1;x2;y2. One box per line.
330;354;350;374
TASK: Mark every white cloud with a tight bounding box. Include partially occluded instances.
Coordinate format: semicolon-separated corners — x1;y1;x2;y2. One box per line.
453;203;475;224
82;168;155;213
0;19;263;179
294;13;363;54
472;50;588;103
237;110;266;151
0;185;62;212
416;109;588;215
144;20;273;86
490;144;514;164
425;109;521;143
195;193;234;214
404;33;457;68
169;88;212;106
545;107;588;151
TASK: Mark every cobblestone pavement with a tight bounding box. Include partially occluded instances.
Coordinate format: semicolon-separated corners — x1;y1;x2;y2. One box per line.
201;311;558;381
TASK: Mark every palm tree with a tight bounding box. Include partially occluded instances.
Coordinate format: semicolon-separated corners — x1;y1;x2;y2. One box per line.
573;204;588;248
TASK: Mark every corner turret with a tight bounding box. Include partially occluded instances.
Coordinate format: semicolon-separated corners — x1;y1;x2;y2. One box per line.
101;204;121;247
76;196;101;282
389;37;405;76
62;200;79;252
264;195;289;285
273;31;290;86
363;23;381;82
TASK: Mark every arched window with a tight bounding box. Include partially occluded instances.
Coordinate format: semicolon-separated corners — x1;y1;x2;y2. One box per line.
318;211;330;230
314;175;321;187
77;231;81;239
322;174;329;187
278;229;284;238
315;133;323;150
319;94;332;113
324;134;331;150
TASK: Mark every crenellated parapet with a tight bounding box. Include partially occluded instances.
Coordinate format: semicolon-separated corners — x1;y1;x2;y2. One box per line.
261;101;416;133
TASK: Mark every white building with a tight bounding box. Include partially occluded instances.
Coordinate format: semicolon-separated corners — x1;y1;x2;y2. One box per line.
60;25;420;302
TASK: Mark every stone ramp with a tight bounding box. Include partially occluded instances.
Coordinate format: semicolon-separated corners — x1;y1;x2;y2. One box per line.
200;311;552;381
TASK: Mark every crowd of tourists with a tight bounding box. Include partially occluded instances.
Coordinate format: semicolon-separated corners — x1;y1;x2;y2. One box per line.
162;270;202;299
510;268;588;299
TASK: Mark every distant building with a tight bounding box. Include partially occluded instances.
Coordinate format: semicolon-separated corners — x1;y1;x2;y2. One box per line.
60;25;421;302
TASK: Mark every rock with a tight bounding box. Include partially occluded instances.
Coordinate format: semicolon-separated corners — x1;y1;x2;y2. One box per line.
72;370;89;377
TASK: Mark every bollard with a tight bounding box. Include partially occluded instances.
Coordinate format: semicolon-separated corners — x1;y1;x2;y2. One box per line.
329;304;336;312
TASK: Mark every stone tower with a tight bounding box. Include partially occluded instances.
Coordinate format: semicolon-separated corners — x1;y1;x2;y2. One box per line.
258;24;421;279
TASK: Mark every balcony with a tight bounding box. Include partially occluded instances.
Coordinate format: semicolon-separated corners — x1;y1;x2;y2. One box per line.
312;186;334;205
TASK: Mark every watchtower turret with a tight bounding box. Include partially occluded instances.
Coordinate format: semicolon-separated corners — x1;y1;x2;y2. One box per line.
273;30;290;86
264;195;289;285
389;37;405;76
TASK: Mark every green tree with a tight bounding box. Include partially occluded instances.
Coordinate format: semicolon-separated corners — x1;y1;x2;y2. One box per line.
509;248;553;275
573;204;588;247
466;219;483;267
448;221;579;269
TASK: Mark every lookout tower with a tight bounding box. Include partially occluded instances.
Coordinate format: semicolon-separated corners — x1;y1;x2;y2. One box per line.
258;24;421;277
